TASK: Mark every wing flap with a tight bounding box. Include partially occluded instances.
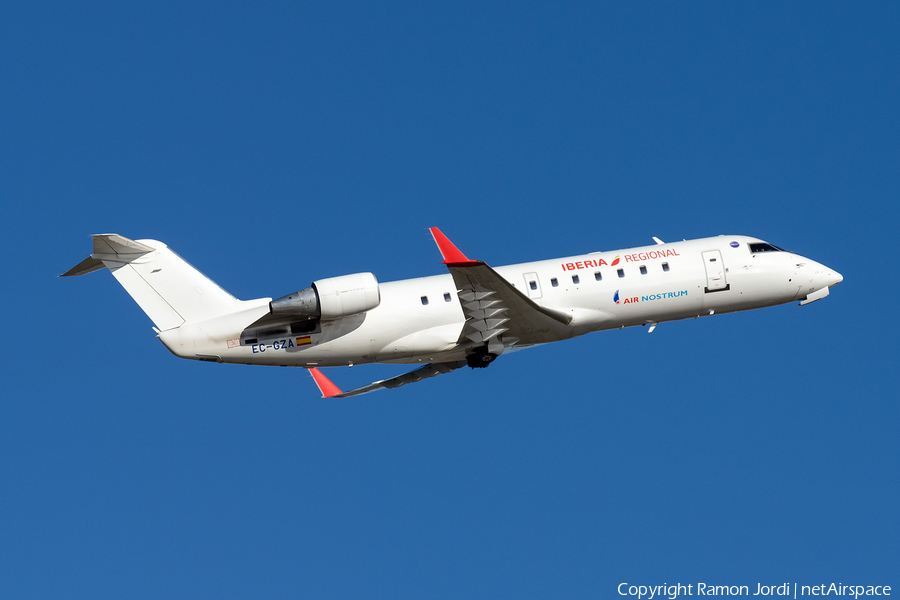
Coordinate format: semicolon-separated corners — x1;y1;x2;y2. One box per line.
448;262;572;346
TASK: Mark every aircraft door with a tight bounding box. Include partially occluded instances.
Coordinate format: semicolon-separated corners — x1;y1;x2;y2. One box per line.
523;272;542;299
702;250;730;292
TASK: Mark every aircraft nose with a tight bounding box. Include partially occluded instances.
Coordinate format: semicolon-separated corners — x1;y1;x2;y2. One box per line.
827;268;843;287
799;259;843;290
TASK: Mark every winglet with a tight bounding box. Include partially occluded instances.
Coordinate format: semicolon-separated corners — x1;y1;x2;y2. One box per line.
429;227;480;265
309;368;343;398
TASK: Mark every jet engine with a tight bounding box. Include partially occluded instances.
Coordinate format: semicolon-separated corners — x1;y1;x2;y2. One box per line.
270;272;381;321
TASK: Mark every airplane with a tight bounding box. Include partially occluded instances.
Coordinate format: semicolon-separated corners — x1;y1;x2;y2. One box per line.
63;228;842;397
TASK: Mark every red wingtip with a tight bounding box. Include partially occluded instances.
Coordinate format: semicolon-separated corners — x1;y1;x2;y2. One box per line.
429;227;479;265
309;367;342;398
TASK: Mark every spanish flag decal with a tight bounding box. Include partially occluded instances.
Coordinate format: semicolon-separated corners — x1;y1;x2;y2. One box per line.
296;336;312;346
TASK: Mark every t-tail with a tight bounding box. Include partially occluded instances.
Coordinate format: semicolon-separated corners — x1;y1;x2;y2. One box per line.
62;234;242;331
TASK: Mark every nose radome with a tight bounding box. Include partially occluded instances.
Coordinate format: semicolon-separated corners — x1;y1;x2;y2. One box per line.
828;269;843;287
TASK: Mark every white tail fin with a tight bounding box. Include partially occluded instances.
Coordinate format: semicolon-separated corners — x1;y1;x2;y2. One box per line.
63;234;239;331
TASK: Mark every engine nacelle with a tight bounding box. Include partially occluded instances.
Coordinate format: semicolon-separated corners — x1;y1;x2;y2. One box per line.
270;272;381;320
315;272;381;319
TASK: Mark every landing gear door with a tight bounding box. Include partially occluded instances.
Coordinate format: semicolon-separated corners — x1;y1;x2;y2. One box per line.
702;250;729;292
523;272;542;299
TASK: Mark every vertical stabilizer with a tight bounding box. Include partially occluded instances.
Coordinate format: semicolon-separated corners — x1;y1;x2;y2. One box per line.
63;234;240;331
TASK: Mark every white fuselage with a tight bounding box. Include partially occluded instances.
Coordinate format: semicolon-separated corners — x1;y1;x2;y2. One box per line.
157;235;841;367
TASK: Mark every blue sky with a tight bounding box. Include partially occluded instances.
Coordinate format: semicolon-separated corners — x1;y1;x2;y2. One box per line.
1;2;897;598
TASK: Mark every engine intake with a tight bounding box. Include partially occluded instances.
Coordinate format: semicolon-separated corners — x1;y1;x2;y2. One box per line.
270;272;381;320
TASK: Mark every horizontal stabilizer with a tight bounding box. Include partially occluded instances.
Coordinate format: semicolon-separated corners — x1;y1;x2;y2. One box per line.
61;234;155;277
61;256;105;277
92;234;155;257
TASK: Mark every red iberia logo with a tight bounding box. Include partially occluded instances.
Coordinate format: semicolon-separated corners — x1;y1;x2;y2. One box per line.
561;249;679;271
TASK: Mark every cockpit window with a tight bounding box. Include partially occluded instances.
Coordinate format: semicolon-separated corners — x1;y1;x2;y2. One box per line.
749;242;788;253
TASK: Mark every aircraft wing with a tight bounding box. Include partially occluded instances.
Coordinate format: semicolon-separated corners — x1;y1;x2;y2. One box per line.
308;228;573;399
429;228;572;347
309;361;467;398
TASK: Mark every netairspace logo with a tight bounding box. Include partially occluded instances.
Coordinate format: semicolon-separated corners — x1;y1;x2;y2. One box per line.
617;582;892;600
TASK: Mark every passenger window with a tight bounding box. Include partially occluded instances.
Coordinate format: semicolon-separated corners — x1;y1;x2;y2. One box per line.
551;278;558;287
421;296;428;305
640;266;647;275
572;275;580;284
617;269;624;278
444;293;451;302
594;271;602;281
529;280;537;290
662;262;670;272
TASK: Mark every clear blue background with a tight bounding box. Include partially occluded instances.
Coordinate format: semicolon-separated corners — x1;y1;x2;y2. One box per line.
1;2;897;598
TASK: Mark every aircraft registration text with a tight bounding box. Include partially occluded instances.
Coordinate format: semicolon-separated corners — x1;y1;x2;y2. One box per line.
251;336;312;353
